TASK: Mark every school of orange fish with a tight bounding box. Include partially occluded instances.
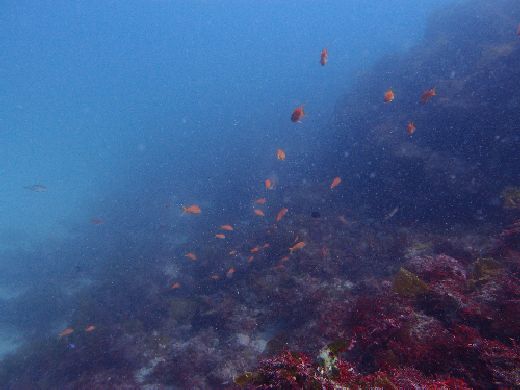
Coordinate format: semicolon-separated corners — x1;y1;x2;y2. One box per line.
58;24;520;338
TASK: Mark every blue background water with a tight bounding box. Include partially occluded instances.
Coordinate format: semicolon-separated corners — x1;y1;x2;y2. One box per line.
1;0;455;357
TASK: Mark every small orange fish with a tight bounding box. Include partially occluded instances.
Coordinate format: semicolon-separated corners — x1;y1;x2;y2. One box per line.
247;256;254;263
220;224;234;231
91;217;104;225
255;197;267;205
265;179;274;190
384;88;395;103
226;267;236;278
420;88;436;104
59;327;74;337
185;252;197;261
276;208;288;222
254;209;265;217
289;241;306;253
407;121;416;136
281;255;290;262
85;325;96;332
320;48;328;66
276;149;286;161
273;263;286;271
263;243;270;249
171;281;181;289
250;246;261;253
182;204;201;214
338;215;348;225
291;105;305;123
330;176;342;189
215;234;226;239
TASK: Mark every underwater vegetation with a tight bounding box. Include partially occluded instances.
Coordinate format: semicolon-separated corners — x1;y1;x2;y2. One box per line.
1;0;520;389
234;222;520;389
502;186;520;210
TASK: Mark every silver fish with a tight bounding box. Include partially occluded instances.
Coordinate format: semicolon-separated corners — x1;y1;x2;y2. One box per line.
24;184;47;192
384;207;399;221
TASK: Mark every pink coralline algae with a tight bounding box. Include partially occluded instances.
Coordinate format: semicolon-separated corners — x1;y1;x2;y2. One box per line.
235;350;472;389
238;232;520;389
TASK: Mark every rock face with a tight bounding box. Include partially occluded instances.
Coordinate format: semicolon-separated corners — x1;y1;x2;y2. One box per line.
2;2;520;389
322;0;520;224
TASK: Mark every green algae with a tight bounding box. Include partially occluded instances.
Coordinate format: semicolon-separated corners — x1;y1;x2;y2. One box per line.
501;186;520;210
234;371;258;386
405;241;433;258
473;257;502;280
317;345;338;375
327;340;349;355
393;268;428;298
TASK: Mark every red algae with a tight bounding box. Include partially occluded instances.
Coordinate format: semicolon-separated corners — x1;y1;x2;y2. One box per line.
235;224;520;389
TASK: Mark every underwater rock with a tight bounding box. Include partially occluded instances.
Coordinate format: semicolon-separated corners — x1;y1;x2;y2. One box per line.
407;253;467;282
168;297;199;323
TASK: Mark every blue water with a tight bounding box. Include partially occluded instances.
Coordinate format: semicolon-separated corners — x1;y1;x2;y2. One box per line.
1;1;453;241
7;0;512;386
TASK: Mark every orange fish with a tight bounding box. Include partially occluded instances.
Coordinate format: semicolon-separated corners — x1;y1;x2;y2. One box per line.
255;197;267;205
171;281;181;289
250;246;261;253
276;149;286;161
276;208;288;222
273;263;286;271
91;217;104;225
59;327;74;337
254;209;265;217
185;252;197;261
420;88;436;104
338;215;348;225
182;204;201;214
320;48;328;66
407;121;416;136
85;325;96;332
281;255;290;262
384;89;395;103
220;224;234;231
291;105;305;123
215;234;226;239
289;241;306;253
226;267;236;278
247;255;254;263
330;176;342;189
263;243;270;249
265;178;274;190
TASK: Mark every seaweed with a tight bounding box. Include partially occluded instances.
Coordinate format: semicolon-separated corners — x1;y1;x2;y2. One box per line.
392;268;429;298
